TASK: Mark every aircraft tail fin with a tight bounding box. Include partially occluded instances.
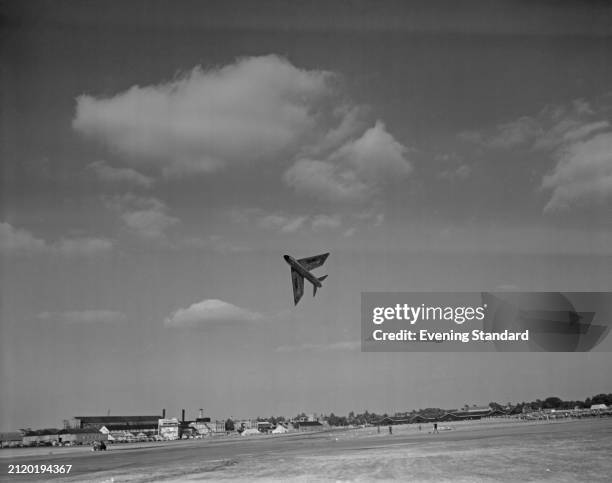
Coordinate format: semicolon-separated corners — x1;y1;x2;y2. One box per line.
313;275;327;297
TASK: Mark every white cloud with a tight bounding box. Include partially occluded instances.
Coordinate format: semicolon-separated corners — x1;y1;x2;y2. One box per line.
164;299;262;328
542;132;612;213
459;99;604;151
105;194;179;240
439;164;472;181
87;161;154;187
0;222;112;256
56;237;114;255
73;55;335;175
38;310;126;324
311;214;342;230
0;222;47;253
259;213;308;233
121;209;179;240
460;97;612;212
284;122;412;203
284;159;371;203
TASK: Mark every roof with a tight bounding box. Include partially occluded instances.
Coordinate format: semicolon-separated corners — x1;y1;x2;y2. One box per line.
75;416;161;423
0;432;23;441
101;424;158;431
60;428;102;435
23;429;61;436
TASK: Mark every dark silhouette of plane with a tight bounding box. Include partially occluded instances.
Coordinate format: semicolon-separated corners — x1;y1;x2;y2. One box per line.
283;253;329;305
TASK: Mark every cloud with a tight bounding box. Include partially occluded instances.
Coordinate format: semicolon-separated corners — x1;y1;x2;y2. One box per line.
37;310;126;324
0;222;47;253
311;214;342;231
439;164;471;181
460;97;612;212
259;213;309;233
56;237;114;255
73;55;335;175
458;99;604;151
164;299;262;328
284;159;371;203
121;210;179;240
0;222;113;255
87;161;154;187
275;340;361;352
542;132;612;213
284;121;412;203
105;195;179;240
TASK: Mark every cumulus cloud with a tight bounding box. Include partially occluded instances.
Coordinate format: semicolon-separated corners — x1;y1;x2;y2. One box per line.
459;99;605;151
311;214;342;230
259;213;309;233
105;195;179;240
460;97;612;212
284;121;412;203
164;299;262;328
0;222;113;256
87;161;154;187
0;222;47;253
73;55;335;175
38;310;126;324
542;132;612;213
56;237;114;255
73;54;412;212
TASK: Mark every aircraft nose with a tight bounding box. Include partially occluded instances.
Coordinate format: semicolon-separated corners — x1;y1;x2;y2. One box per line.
283;255;290;262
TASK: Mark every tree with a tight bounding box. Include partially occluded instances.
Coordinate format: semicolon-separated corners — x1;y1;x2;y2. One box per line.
225;418;234;432
543;397;562;409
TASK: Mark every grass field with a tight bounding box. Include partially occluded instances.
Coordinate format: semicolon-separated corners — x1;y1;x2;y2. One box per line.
2;418;611;482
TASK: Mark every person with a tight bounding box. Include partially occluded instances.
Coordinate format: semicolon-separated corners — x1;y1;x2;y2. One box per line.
388;425;392;435
433;423;438;434
418;424;422;431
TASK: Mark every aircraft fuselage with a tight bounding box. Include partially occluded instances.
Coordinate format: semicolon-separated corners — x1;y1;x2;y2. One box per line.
283;255;322;287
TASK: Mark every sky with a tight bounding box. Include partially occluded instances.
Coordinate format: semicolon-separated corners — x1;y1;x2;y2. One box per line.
1;0;612;431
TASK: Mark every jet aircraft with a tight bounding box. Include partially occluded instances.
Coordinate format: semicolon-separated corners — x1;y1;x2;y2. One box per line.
283;253;329;305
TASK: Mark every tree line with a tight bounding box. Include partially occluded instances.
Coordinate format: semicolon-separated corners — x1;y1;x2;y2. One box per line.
231;392;612;428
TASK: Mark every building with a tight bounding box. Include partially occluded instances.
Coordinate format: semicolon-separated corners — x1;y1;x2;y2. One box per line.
189;420;213;436
0;432;24;448
60;428;107;445
272;424;289;434
22;429;61;446
158;418;179;440
74;415;162;431
293;420;323;431
256;421;273;433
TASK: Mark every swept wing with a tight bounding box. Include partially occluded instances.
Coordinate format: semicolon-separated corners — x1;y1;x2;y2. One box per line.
291;268;304;305
297;252;329;271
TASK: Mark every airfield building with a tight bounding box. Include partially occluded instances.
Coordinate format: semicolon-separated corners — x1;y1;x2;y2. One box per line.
73;415;162;432
60;428;107;445
0;431;24;448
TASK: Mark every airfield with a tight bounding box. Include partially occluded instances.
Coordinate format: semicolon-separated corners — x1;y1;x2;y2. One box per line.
1;418;611;482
